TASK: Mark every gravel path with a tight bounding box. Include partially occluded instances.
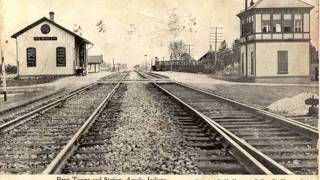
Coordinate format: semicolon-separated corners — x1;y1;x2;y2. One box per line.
64;82;199;174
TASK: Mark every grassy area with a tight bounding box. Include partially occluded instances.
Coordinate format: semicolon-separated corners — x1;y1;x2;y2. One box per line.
1;76;62;87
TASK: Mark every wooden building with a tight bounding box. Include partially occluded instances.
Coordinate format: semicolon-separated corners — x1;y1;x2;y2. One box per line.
11;12;93;77
198;51;216;73
237;0;314;83
87;55;103;73
198;51;215;65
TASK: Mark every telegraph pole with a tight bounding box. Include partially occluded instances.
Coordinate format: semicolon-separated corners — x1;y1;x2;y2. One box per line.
184;44;194;57
209;26;224;67
183;44;195;62
1;40;7;101
214;27;218;66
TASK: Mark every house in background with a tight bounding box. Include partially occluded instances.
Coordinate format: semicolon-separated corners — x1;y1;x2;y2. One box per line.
238;0;314;83
11;12;92;77
198;51;216;73
87;55;103;73
198;51;215;66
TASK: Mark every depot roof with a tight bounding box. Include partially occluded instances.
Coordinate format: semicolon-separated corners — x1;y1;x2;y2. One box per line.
11;17;92;45
249;0;313;9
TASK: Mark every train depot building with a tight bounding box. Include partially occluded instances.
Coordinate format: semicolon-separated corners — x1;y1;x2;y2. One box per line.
238;0;314;83
11;12;93;77
87;55;103;73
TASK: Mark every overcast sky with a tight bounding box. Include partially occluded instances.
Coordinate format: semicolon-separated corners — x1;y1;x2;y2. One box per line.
0;0;318;68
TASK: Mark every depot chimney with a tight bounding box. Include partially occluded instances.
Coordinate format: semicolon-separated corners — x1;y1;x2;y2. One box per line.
250;0;254;6
49;11;54;21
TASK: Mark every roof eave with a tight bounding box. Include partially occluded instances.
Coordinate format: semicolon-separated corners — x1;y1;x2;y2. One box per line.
11;17;47;38
254;6;314;10
11;17;94;45
237;6;314;17
76;36;93;45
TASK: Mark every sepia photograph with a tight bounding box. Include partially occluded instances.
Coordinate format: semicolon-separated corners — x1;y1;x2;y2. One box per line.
0;0;319;179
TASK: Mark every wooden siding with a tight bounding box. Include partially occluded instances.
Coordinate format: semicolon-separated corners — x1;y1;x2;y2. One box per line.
17;21;76;76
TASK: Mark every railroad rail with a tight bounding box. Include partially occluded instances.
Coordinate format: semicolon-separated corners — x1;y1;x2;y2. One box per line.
136;71;169;79
137;70;319;175
0;72;128;174
43;79;124;174
0;72;128;130
1;70;317;175
44;73;271;174
59;84;127;174
0;89;64;123
284;115;319;128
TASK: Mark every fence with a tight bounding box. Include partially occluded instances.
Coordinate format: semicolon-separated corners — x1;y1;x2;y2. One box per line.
155;60;215;73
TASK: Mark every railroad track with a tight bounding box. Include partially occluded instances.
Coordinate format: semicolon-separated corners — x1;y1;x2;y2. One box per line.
1;70;317;175
284;115;318;128
0;72;128;127
137;71;319;175
41;73;271;174
0;89;66;125
135;70;169;80
0;72;128;174
59;84;128;174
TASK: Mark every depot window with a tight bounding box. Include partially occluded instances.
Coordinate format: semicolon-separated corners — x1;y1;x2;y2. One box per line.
56;47;66;67
278;51;288;74
26;47;36;67
262;14;271;33
294;14;302;32
251;52;254;75
272;14;281;33
283;14;292;32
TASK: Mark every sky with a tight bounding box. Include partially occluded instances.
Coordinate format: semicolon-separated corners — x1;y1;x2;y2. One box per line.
0;0;318;68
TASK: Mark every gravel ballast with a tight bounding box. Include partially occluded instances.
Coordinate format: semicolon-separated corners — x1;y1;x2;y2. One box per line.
65;82;199;174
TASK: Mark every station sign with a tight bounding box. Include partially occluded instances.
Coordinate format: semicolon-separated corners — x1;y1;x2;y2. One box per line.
33;37;57;41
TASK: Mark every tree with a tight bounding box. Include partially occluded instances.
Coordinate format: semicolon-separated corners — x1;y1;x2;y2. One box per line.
232;39;241;65
169;40;185;60
181;52;193;62
217;40;233;69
